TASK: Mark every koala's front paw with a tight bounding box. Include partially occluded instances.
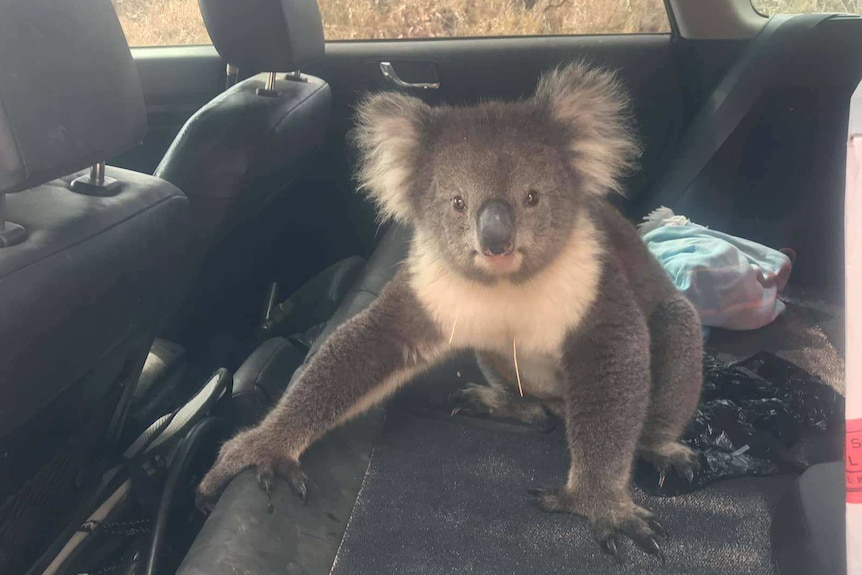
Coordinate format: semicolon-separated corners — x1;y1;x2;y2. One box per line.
529;487;667;563
195;429;307;513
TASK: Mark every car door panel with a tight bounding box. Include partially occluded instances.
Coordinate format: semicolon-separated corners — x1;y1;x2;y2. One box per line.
309;34;687;202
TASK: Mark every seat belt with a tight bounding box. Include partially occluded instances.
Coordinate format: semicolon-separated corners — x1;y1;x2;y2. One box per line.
645;13;835;213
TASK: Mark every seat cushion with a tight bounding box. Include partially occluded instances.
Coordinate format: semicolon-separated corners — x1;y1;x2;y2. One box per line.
771;462;845;575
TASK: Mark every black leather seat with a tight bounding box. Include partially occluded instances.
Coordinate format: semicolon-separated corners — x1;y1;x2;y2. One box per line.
176;224;409;575
154;0;332;337
0;0;192;572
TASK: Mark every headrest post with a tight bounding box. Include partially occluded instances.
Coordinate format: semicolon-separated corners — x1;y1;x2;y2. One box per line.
225;63;239;90
91;161;106;186
0;193;27;247
71;161;120;196
256;72;281;98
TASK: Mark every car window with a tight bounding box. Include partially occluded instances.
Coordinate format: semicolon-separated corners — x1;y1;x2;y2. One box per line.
752;0;862;15
113;0;670;47
112;0;210;47
320;0;670;40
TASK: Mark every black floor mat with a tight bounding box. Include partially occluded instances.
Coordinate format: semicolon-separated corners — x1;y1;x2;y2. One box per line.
331;411;792;575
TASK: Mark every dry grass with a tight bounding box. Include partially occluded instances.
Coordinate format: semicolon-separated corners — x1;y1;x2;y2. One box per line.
111;0;862;47
317;0;669;40
753;0;862;13
112;0;210;46
112;0;669;46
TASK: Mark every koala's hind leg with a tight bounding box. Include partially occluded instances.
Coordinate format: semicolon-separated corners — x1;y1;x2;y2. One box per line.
449;352;555;432
637;295;703;483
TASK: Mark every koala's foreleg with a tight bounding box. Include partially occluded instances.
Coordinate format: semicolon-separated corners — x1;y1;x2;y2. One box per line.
196;278;445;508
531;297;667;562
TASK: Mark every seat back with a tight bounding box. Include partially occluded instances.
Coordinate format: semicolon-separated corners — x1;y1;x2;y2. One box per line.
154;0;332;338
0;0;192;571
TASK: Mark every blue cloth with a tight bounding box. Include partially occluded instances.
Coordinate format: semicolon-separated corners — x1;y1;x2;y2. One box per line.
640;208;792;332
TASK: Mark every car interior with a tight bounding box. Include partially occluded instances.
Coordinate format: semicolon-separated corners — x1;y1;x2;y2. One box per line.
0;0;859;573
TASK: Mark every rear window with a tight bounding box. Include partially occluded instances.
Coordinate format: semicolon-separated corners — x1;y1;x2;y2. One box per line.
752;0;862;15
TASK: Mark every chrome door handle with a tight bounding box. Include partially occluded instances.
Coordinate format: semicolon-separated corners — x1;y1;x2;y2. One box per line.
379;62;439;90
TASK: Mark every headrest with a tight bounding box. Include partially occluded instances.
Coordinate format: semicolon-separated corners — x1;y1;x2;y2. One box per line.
0;0;146;194
198;0;325;72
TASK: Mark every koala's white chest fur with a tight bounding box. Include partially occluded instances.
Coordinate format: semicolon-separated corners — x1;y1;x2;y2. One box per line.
408;216;604;362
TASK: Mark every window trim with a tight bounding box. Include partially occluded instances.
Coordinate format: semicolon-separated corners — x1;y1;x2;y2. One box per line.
320;30;673;45
668;0;766;39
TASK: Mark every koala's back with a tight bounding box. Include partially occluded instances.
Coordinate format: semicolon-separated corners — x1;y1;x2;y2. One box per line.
590;200;679;319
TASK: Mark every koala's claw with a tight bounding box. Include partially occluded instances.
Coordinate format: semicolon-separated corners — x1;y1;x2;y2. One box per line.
255;457;308;504
633;534;666;564
647;517;668;538
529;486;668;563
642;441;699;487
600;536;622;564
194;491;216;515
448;387;491;417
681;463;697;484
599;530;664;564
596;518;667;564
293;473;309;503
257;472;274;496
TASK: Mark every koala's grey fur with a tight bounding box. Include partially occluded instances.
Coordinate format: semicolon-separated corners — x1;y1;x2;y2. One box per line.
197;63;703;562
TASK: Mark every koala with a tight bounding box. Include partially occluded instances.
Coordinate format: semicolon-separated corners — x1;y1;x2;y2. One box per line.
197;62;703;563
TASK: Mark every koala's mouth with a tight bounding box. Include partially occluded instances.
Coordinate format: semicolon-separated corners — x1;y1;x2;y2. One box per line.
473;248;523;275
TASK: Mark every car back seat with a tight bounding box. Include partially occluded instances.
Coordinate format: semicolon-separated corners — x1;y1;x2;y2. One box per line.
176;13;862;575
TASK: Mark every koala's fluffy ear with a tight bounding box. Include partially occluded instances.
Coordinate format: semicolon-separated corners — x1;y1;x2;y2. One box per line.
534;63;641;197
353;92;430;223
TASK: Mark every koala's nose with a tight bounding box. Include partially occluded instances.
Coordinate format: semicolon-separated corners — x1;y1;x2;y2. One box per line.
477;200;515;256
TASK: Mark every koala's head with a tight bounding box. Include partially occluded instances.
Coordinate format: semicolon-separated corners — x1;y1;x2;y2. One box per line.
353;63;640;283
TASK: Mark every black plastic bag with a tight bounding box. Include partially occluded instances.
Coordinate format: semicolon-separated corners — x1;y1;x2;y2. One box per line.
635;351;844;496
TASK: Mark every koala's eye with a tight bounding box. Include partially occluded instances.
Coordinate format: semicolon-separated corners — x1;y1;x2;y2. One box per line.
525;190;540;207
452;196;466;213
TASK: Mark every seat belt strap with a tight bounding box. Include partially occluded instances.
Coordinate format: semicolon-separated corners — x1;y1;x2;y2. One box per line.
647;13;835;212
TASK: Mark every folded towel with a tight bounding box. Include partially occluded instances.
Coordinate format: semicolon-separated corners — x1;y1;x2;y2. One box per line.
640;207;792;331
